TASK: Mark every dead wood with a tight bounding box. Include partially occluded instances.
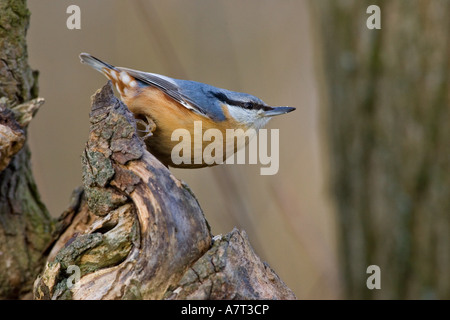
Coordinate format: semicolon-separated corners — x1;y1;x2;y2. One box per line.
33;82;296;300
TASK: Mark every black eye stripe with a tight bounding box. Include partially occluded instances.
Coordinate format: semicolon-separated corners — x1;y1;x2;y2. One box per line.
212;92;272;111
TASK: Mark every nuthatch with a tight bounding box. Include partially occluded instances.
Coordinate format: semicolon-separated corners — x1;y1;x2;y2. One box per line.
80;53;295;168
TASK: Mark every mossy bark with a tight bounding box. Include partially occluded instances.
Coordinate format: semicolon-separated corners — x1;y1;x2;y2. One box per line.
0;0;54;299
312;0;450;299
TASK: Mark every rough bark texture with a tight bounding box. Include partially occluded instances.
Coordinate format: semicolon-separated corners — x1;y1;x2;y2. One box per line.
165;229;297;300
0;0;53;299
34;82;296;300
313;0;450;299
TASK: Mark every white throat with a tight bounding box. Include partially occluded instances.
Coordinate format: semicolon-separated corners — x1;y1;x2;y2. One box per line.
226;104;271;130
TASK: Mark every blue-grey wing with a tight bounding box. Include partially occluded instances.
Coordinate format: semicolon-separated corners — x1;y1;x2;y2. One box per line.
117;67;226;121
173;79;228;121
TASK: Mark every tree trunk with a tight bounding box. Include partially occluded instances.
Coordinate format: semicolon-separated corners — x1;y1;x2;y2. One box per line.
0;0;53;299
312;0;450;299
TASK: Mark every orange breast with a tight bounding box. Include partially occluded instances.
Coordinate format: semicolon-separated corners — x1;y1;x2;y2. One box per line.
125;87;247;168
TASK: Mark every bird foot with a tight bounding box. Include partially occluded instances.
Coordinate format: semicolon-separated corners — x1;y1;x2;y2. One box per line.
135;116;156;140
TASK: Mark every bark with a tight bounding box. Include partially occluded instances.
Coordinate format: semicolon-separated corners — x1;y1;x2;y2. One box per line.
0;0;53;299
312;0;450;299
34;82;296;300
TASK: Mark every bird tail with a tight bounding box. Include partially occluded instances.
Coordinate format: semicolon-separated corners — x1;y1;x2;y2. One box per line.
80;53;142;100
79;53;118;74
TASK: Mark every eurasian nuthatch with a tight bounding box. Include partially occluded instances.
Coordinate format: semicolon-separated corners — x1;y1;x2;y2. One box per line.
80;53;295;168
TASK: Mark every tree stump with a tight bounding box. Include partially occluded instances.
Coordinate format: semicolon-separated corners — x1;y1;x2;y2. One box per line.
33;82;296;300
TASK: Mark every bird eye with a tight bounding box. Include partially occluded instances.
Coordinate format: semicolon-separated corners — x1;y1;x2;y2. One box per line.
244;102;254;109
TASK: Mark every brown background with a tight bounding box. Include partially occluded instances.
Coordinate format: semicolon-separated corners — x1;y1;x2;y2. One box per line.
27;0;338;299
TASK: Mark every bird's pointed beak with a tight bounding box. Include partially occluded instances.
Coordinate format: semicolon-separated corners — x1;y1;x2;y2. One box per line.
261;106;296;117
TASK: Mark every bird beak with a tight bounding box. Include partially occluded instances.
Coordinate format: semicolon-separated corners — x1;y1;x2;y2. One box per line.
261;106;296;117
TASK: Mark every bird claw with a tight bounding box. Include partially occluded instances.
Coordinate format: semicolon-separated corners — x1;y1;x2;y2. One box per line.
135;116;156;140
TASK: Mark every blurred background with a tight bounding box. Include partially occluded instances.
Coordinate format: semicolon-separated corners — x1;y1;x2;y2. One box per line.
25;0;450;299
27;0;338;299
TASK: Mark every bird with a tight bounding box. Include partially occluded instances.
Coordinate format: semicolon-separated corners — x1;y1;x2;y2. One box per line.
79;53;295;168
